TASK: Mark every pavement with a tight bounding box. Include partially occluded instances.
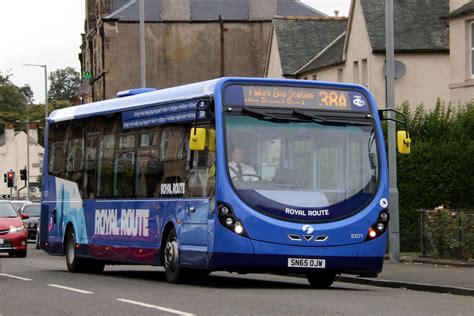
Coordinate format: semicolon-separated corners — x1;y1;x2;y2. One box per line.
337;257;474;296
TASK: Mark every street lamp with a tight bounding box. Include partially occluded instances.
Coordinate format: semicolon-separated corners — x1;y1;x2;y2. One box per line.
23;64;48;120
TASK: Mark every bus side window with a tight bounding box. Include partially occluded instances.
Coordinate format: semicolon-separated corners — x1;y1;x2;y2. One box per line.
136;130;163;198
84;133;99;199
97;134;116;199
114;133;137;198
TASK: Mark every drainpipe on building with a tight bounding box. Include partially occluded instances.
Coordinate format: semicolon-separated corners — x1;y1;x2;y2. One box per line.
219;15;225;77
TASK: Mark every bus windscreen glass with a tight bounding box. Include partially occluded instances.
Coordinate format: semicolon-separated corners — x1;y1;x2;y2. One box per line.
225;112;378;223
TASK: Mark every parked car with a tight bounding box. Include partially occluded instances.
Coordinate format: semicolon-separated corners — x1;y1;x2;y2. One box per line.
10;200;32;212
0;200;28;257
19;203;40;240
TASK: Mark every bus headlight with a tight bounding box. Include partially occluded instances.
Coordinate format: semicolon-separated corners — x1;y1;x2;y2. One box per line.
234;222;244;234
218;203;248;237
376;223;385;231
365;210;389;241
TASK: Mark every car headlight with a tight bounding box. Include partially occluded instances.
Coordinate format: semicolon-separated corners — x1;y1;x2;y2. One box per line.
9;225;25;233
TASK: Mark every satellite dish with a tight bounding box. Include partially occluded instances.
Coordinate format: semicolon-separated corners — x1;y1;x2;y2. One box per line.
384;60;407;80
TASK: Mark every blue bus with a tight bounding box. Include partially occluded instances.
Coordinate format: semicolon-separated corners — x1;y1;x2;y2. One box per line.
40;77;410;287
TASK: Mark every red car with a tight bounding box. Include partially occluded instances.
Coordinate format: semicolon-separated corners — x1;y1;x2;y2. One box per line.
0;200;28;257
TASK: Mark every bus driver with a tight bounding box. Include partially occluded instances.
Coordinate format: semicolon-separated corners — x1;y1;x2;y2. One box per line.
228;146;259;182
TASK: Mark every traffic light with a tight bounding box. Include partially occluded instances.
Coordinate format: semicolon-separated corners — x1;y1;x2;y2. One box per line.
7;171;15;188
20;168;27;181
3;173;6;183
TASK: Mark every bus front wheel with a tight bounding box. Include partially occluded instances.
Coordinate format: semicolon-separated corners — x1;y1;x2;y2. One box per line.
306;272;336;289
163;229;184;283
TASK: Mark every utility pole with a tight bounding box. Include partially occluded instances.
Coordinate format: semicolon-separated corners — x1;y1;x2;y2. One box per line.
23;64;48;118
386;0;400;263
26;123;30;200
139;0;146;88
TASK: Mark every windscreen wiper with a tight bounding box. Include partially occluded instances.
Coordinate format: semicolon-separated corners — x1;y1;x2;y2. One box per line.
293;110;328;122
241;107;290;123
292;110;371;126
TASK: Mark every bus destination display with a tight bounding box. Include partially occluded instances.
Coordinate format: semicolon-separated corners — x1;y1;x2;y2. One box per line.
224;85;370;112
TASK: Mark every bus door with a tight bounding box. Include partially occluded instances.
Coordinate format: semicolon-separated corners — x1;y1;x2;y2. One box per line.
179;149;215;266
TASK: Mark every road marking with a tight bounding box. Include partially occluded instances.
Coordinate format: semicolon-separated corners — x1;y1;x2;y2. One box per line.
117;298;195;316
47;284;93;294
0;273;33;281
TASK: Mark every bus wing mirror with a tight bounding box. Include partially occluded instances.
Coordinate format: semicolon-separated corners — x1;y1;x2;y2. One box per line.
208;129;216;152
189;128;207;151
397;131;411;154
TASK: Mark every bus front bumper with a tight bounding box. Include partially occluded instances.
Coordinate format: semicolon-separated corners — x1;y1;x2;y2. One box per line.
208;234;386;275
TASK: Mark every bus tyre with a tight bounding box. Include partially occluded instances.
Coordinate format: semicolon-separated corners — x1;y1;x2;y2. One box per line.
306;272;336;289
66;226;85;272
163;229;184;283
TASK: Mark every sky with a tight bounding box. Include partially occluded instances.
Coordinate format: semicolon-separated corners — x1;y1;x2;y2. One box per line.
0;0;351;104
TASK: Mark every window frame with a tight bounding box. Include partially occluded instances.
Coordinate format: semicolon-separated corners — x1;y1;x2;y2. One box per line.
471;21;474;78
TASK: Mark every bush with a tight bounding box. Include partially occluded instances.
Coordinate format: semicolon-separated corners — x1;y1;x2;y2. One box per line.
395;101;474;255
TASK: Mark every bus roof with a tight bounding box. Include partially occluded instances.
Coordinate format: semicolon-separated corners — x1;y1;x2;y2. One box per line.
48;78;220;123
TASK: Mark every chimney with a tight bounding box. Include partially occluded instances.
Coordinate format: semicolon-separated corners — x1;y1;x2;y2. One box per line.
161;0;190;21
334;10;339;17
249;0;278;20
28;122;38;144
4;123;15;145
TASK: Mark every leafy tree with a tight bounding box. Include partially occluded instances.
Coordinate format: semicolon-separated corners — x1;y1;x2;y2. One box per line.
20;84;34;104
0;71;27;116
48;67;81;102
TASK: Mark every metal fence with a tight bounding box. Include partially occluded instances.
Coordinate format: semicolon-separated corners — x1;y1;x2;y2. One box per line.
398;208;474;260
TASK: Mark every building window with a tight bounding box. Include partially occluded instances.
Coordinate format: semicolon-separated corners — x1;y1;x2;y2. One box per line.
353;61;359;84
361;59;368;87
471;22;474;77
304;76;308;80
312;74;317;81
337;68;343;82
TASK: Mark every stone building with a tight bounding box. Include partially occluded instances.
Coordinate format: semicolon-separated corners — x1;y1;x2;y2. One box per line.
80;0;322;102
0;123;44;199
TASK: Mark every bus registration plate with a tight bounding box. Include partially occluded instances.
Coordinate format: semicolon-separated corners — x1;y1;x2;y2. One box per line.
0;239;4;244
288;258;325;268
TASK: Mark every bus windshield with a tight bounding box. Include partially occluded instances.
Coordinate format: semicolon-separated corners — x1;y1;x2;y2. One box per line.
225;114;378;222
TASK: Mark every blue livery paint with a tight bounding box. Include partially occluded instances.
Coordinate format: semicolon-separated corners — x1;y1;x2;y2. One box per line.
41;77;389;276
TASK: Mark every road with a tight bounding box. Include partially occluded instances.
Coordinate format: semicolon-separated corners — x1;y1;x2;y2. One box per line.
0;245;472;315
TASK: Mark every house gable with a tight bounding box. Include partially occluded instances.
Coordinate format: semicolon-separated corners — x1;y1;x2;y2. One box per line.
273;17;347;76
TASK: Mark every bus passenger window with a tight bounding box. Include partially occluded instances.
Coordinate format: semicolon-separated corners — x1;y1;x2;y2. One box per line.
136;130;163;198
84;133;99;199
97;134;115;198
49;141;66;177
114;133;137;198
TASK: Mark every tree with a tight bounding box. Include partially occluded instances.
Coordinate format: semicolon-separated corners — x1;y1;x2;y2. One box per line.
48;67;81;102
0;71;27;115
20;84;34;104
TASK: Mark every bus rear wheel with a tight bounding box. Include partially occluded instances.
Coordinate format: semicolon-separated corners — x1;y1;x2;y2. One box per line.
306;272;336;289
66;226;104;273
163;229;185;283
